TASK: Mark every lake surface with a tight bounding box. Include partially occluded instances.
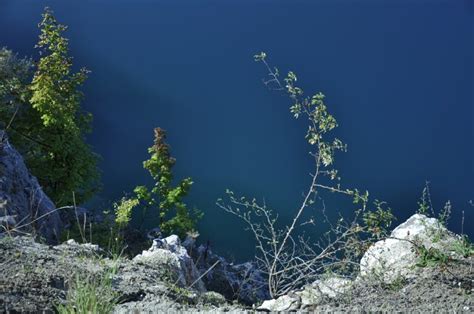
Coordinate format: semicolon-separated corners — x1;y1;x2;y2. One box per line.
1;0;472;260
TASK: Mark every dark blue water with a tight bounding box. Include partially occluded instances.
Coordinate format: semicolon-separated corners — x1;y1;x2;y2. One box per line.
1;0;473;260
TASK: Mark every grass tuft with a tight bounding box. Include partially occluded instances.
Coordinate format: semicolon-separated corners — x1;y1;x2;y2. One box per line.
55;264;119;314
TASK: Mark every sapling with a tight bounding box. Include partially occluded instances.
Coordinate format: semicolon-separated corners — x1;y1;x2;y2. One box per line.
133;127;201;238
218;52;394;298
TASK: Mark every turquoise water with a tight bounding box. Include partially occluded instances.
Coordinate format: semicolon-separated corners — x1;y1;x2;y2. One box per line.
1;0;472;260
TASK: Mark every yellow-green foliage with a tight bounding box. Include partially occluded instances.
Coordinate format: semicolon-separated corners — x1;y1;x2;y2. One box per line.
27;8;101;206
114;197;139;228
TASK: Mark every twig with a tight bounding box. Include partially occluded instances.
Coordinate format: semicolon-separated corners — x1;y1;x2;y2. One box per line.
189;260;220;290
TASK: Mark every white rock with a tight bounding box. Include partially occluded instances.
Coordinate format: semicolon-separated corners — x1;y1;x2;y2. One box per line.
258;294;300;311
359;214;459;284
134;235;206;292
163;234;181;251
391;214;456;249
359;238;415;283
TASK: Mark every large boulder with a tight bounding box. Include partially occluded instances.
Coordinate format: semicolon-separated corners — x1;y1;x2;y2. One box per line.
133;235;206;292
0;131;62;242
359;213;460;284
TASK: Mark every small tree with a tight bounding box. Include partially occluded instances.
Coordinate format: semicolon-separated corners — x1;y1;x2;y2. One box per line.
134;127;200;238
28;8;100;206
217;53;394;298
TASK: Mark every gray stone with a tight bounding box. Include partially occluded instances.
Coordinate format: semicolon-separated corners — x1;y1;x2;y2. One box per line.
0;131;63;242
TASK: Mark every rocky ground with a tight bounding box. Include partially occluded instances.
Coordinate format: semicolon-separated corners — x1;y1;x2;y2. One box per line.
0;235;248;313
0;232;472;313
302;260;473;312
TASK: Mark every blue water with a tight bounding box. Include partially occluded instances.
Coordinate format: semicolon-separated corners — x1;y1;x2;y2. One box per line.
1;0;473;260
